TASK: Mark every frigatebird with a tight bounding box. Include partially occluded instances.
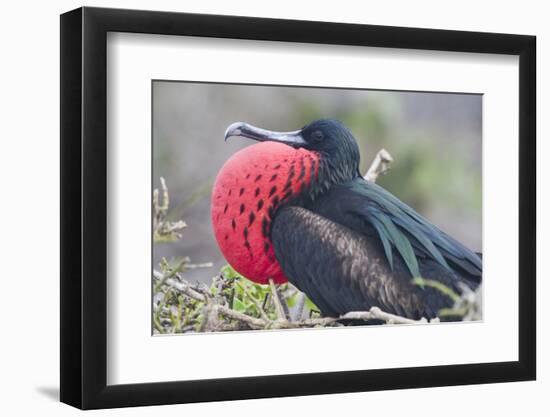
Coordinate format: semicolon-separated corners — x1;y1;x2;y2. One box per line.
211;119;482;320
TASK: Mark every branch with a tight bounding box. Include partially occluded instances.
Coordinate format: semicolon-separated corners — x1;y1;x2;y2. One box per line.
268;278;288;321
153;177;187;242
154;270;206;302
339;307;421;325
364;149;393;182
290;292;306;322
214;305;268;330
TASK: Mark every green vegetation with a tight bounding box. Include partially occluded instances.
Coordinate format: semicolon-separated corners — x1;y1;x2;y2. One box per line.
153;261;322;334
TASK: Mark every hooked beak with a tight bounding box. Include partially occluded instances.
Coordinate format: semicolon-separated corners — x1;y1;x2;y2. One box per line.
224;122;306;147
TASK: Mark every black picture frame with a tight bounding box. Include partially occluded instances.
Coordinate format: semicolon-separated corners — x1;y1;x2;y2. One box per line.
60;6;536;410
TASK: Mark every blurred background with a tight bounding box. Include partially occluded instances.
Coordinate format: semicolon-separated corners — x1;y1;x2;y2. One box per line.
153;81;482;283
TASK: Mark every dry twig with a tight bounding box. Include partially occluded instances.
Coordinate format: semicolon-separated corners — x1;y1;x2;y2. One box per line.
153;177;187;242
269;278;288;322
365;148;394;182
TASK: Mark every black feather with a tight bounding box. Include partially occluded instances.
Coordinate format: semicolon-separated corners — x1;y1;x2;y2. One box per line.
305;178;482;286
272;206;467;319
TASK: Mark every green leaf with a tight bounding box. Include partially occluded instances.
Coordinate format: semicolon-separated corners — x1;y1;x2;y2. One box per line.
221;264;240;280
285;293;299;308
305;296;319;312
232;297;247;312
412;277;461;303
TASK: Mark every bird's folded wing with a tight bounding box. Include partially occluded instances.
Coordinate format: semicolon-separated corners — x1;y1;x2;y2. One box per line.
271;206;455;319
310;179;482;285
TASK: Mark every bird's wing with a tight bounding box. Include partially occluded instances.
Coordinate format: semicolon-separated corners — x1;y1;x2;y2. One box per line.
308;178;482;284
271;206;458;319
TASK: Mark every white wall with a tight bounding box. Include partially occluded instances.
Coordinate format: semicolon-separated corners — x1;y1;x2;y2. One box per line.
0;0;545;415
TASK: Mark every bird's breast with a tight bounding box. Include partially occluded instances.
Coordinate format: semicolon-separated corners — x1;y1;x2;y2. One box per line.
211;141;319;284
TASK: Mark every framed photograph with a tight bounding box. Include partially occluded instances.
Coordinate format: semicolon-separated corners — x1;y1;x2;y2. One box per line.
60;6;536;409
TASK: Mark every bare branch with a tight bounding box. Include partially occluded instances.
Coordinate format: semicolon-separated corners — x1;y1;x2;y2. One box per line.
185;261;215;269
154;271;206;302
340;307;418;325
290;292;306;322
159;177;169;213
214;305;268;330
153;177;187;242
364;149;393;182
269;278;288;322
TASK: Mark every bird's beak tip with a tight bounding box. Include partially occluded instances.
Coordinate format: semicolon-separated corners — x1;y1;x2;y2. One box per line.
224;122;246;142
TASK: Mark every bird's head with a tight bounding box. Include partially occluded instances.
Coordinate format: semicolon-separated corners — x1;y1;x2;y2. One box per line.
213;119;361;284
225;119;361;184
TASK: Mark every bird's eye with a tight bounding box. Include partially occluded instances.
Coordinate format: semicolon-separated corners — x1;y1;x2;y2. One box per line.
311;130;324;143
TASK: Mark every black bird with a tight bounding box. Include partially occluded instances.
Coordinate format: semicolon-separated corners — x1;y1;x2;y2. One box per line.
212;119;482;320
